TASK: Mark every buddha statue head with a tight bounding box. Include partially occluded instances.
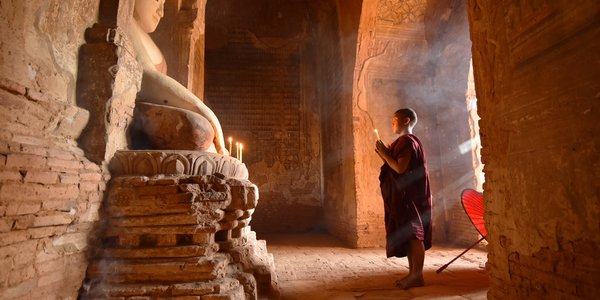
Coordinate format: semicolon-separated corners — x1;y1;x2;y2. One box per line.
133;0;165;33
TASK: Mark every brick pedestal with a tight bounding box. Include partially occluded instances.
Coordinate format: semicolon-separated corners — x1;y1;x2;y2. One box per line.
80;151;278;299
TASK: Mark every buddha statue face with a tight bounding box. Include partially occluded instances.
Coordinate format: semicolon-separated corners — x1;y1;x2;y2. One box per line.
133;0;165;33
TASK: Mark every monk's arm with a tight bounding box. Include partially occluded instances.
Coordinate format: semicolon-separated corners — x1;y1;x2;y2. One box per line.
375;140;410;174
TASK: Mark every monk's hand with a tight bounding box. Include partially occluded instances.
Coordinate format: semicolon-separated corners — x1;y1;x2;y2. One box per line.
375;140;388;155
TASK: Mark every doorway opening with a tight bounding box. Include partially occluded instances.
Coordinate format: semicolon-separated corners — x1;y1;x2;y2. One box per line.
465;59;485;192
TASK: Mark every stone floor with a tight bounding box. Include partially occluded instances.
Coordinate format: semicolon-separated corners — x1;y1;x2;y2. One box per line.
260;233;489;300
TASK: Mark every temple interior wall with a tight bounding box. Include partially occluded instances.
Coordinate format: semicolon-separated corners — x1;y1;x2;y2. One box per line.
320;0;362;246
350;0;477;248
0;0;598;299
468;1;599;298
204;0;334;233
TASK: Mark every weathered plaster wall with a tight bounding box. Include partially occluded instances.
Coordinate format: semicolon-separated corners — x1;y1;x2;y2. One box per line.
467;0;600;298
0;1;103;298
204;0;341;233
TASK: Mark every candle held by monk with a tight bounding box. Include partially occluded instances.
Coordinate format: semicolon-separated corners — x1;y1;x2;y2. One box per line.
374;129;381;141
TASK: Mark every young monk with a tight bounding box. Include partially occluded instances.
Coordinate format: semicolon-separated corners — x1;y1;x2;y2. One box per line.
375;108;432;289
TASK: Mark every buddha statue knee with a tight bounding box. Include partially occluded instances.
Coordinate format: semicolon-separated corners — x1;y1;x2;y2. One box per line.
129;0;227;154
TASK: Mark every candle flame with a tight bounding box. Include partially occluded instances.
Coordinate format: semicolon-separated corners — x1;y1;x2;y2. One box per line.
374;129;381;140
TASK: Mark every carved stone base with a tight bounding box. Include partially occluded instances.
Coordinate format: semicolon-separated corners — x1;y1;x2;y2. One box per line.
109;150;249;179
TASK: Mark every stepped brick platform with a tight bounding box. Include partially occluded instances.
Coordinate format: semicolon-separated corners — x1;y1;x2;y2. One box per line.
80;151;279;299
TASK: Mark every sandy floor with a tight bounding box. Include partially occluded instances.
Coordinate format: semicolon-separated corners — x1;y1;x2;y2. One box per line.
260;233;489;300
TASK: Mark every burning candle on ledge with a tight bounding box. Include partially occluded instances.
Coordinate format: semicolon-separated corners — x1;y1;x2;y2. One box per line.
239;143;243;163
235;142;239;159
374;129;381;141
228;137;233;155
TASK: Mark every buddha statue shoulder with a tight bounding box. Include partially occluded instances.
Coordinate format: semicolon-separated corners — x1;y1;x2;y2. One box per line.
128;0;228;155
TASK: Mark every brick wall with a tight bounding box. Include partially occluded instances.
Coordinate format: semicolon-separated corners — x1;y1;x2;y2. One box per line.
0;1;106;298
205;0;331;234
0;100;105;297
468;1;600;298
493;242;598;299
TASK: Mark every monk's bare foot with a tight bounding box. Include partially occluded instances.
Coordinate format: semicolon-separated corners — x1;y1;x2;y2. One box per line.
395;275;424;289
394;274;410;286
394;278;406;288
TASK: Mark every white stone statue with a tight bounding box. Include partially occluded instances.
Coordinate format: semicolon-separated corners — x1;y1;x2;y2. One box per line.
129;0;228;155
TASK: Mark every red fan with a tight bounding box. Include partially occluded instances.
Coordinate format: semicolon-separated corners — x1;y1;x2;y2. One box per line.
436;189;486;273
461;189;487;237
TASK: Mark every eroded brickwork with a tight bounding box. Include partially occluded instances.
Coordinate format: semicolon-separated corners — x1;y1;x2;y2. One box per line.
0;117;105;298
0;1;104;298
468;0;600;298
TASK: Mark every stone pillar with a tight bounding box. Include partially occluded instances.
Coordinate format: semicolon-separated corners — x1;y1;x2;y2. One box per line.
76;0;141;165
153;0;207;99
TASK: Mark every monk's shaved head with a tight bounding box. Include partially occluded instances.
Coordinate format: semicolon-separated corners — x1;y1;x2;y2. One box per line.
394;108;418;129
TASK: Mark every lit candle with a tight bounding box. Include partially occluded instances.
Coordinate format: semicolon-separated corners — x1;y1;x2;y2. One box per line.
235;142;239;159
374;129;381;141
239;143;243;163
228;137;233;155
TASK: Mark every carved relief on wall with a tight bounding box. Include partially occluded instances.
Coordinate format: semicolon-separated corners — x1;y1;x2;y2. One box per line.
376;0;426;26
366;74;429;137
368;39;427;71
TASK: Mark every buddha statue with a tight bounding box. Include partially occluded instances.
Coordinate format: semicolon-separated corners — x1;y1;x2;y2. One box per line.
128;0;228;155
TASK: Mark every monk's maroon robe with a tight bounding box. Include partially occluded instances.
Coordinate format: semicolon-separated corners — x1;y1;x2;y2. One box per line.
379;134;432;258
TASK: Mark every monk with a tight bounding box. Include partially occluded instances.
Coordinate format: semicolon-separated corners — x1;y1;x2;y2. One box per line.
375;108;432;289
128;0;228;154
